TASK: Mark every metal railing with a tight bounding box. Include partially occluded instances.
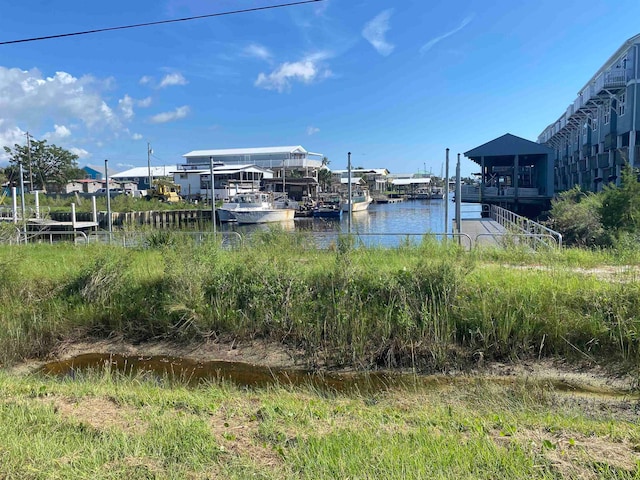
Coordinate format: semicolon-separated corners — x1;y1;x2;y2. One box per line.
490;205;562;248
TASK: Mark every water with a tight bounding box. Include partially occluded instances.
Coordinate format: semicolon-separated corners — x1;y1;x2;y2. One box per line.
38;353;636;399
218;198;482;248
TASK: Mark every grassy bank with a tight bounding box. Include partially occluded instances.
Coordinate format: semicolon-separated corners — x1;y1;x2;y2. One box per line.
0;369;637;478
1;231;640;370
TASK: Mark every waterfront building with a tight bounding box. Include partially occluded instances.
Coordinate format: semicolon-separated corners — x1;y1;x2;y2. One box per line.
330;168;390;193
182;146;323;179
111;166;179;191
538;33;640;192
463;133;555;217
174;165;273;201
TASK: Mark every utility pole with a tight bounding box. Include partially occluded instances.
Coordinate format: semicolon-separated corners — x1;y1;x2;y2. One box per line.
18;161;27;242
105;159;112;235
26;132;33;193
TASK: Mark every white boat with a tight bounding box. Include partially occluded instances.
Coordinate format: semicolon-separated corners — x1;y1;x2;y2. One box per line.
226;192;296;224
341;190;373;212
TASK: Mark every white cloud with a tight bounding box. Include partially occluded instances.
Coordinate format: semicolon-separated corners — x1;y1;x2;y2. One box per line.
132;133;143;140
137;96;152;108
69;147;90;158
149;105;190;124
420;15;473;55
118;94;134;119
43;124;72;140
159;72;188;88
255;52;332;93
362;10;395;57
0;67;122;130
117;162;134;169
243;43;272;62
0;126;26;162
139;75;153;85
306;126;320;136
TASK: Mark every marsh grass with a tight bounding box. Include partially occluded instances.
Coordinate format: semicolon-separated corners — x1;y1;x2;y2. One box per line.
1;234;640;370
0;370;638;479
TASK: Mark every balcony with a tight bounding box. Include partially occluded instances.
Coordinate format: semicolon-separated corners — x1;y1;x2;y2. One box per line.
598;154;610;168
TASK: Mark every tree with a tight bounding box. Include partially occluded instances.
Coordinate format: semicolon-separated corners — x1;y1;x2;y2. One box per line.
600;165;640;234
318;156;332;192
547;186;606;247
2;139;85;191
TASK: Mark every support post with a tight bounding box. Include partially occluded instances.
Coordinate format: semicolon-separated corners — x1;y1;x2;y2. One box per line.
71;203;77;229
105;159;112;235
444;148;450;234
34;190;40;219
456;153;462;234
347;152;352;234
11;187;17;224
209;156;216;235
19;162;27;241
92;196;98;230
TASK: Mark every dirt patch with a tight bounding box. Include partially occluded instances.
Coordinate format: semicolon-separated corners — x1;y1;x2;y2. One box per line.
209;404;284;470
493;427;640;479
36;395;147;434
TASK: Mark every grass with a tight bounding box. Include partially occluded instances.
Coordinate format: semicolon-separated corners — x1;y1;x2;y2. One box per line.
0;369;637;479
1;232;640;371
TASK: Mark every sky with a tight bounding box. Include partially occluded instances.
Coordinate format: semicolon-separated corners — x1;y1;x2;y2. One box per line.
1;0;640;177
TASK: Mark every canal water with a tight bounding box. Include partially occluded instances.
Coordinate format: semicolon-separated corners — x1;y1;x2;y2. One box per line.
218;198;482;247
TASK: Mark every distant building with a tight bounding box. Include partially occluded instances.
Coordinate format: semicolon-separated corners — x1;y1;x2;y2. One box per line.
182;146;323;178
330;168;390;192
82;164;118;180
538;33;640;192
111;166;179;191
174;164;274;201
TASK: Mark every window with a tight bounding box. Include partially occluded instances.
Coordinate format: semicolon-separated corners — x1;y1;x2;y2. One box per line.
619;93;626;116
604;102;610;124
592;118;598;131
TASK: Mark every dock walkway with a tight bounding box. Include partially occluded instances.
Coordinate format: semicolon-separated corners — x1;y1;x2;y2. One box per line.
459;218;506;248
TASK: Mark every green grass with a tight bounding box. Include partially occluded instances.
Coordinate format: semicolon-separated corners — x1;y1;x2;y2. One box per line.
1;234;640;370
0;370;637;479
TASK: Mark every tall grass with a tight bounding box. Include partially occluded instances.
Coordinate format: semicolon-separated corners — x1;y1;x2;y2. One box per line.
1;235;640;369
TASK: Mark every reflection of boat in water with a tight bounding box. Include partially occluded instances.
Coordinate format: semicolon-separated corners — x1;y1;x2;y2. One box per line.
341;190;373;212
220;193;296;224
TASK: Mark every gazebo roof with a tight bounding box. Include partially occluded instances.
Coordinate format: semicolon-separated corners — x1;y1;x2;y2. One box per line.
465;134;553;161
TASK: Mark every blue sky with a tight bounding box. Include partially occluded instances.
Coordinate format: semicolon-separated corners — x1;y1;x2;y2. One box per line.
1;0;640;176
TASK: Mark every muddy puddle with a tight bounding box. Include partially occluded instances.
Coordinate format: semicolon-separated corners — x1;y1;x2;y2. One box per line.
37;353;638;398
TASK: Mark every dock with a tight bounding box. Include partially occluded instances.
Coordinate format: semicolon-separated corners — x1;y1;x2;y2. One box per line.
459;218;506;247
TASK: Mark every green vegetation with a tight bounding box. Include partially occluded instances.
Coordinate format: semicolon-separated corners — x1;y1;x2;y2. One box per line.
2;233;640;371
548;166;640;248
0;369;637;479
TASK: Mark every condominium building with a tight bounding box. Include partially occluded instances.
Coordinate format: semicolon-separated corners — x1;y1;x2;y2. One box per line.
538;33;640;192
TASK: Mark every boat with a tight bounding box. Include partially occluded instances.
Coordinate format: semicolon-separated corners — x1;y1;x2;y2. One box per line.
313;205;343;219
341;189;373;212
227;192;296;224
429;187;445;199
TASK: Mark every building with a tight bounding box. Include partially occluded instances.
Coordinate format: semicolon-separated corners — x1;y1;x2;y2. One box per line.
538;33;640;193
463;133;555;216
182;146;323;179
330;168;390;193
174;164;274;201
82;164;118;180
110;166;179;191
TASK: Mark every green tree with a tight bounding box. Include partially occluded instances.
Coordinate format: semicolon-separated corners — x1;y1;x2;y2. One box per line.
2;139;85;191
600;165;640;234
547;186;606;247
318;156;332;192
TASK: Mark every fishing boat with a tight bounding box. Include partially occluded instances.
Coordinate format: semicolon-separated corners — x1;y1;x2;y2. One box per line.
341;189;373;212
227;192;296;224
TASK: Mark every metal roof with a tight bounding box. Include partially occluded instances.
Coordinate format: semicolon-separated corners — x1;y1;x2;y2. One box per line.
464;133;553;160
183;146;308;157
392;178;431;186
111;166;180;178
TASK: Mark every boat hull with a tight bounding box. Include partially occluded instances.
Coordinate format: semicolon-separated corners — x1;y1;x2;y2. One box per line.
234;208;296;224
313;207;342;219
341;199;372;212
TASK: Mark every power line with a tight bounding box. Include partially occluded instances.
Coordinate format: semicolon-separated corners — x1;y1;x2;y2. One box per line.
0;0;325;46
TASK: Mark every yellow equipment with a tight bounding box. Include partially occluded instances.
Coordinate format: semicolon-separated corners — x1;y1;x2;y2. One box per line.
146;179;182;203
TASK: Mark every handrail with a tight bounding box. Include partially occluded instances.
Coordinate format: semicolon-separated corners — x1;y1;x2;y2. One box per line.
490;205;562;248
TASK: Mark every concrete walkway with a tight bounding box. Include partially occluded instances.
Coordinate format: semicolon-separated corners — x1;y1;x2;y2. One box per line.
459;218;506;248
